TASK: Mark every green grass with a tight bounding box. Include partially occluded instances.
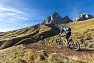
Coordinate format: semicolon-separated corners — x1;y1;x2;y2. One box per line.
0;24;57;49
68;19;94;49
0;45;90;63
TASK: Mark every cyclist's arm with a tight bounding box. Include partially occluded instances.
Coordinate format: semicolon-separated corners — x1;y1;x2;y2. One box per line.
59;29;64;35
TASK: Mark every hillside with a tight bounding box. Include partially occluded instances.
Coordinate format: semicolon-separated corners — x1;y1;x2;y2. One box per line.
0;18;94;49
0;24;60;49
69;18;94;49
70;18;94;32
0;18;94;63
0;44;94;63
0;25;39;40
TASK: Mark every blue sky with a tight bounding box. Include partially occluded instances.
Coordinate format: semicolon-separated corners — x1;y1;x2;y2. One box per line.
0;0;94;32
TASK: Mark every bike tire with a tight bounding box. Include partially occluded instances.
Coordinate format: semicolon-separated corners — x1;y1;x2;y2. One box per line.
69;40;80;51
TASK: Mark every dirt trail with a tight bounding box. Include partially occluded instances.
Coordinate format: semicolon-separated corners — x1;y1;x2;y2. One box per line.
25;44;94;61
25;44;94;63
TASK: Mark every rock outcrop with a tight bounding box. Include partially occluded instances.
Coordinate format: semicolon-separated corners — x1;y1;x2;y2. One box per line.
42;12;72;24
74;13;94;21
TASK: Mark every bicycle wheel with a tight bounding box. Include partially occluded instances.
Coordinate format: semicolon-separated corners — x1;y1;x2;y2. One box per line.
56;39;62;48
69;40;80;51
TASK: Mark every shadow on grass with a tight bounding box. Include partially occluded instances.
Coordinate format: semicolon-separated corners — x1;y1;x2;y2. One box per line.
0;29;39;49
79;48;94;52
38;24;59;40
0;24;60;49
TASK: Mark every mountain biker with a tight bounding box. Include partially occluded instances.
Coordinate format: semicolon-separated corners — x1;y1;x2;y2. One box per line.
59;26;71;46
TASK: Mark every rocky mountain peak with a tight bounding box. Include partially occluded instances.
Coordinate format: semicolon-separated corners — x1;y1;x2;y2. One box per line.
52;12;59;17
42;12;72;25
74;13;94;21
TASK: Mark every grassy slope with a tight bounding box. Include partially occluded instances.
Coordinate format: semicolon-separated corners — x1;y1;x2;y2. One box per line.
0;26;38;40
0;18;94;49
69;18;94;48
0;45;91;63
0;25;52;40
0;24;53;49
37;18;94;49
0;19;94;63
70;18;94;33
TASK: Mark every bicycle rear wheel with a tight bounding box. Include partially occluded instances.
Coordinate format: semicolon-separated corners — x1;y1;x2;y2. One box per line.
69;40;80;51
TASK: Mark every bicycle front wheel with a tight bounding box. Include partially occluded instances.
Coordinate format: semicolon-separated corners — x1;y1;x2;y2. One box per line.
69;40;80;51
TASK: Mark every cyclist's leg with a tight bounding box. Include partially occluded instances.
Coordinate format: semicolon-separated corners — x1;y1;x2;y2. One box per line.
65;32;71;45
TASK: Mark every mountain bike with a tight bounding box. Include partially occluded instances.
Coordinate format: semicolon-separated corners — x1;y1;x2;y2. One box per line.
56;35;80;51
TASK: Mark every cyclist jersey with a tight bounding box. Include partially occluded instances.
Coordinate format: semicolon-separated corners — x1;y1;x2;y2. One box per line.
63;27;71;33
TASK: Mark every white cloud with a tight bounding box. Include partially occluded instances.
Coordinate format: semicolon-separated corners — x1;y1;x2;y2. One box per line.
69;7;80;20
0;7;29;23
0;7;27;15
0;0;45;32
0;28;13;32
0;0;42;32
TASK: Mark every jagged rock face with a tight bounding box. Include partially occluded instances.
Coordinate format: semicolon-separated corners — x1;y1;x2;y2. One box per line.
74;13;94;21
42;12;72;24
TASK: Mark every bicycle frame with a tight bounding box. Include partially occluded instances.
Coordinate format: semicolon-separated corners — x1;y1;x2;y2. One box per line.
58;35;69;46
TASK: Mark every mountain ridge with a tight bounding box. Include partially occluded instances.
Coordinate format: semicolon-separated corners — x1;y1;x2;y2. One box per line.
42;12;72;25
74;13;94;21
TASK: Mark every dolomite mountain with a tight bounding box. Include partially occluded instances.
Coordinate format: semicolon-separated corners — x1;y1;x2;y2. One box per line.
74;13;94;21
42;12;72;24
